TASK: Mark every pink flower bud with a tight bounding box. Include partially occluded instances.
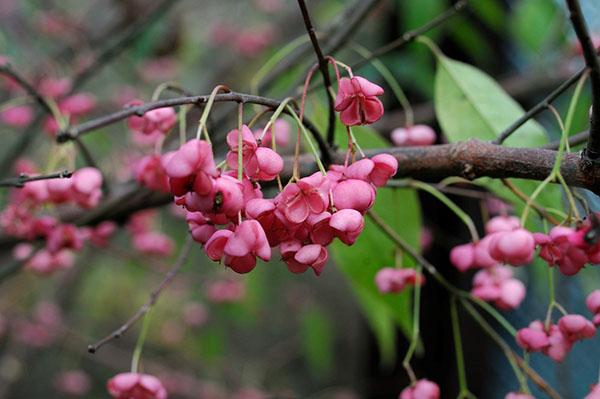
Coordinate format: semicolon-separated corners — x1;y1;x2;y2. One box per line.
107;372;167;399
332;179;375;213
558;314;596;342
279;173;330;224
59;93;96;115
489;228;535;266
335;76;384;126
544;324;572;362
132;232;174;257
586;290;600;314
186;212;216;245
375;267;424;294
516;321;550;352
399;379;440;399
485;216;520;234
54;370;91;396
281;240;328;276
369;154;398;187
450;243;475;272
329;209;365;245
585;384;600;399
206;279;245;303
391;125;436;147
505;393;534;399
1;105;33;127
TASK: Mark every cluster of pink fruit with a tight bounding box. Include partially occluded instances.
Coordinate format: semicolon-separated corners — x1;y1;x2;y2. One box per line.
516;290;600;365
0;74;96;135
0;160;109;273
517;312;595;362
449;216;530;309
171;132;397;275
124;74;397;278
449;213;600;312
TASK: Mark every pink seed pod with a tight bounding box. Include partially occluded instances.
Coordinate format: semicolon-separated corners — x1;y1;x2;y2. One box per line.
505;393;535;399
399;378;440;399
488;228;535;266
107;372;167;399
557;314;596;342
586;290;600;314
450;243;475;272
391;125;436;147
516;321;550;352
335;76;384;126
485;215;520;234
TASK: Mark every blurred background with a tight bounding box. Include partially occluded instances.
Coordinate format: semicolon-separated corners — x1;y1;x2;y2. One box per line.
1;0;600;398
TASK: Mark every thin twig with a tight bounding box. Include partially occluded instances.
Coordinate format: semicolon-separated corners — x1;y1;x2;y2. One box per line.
296;0;336;147
258;0;383;93
300;0;468;96
57;91;332;164
0;170;72;188
494;67;587;145
542;130;589;150
461;299;562;399
500;179;560;225
87;237;193;354
565;0;600;161
351;0;468;71
0;64;54;116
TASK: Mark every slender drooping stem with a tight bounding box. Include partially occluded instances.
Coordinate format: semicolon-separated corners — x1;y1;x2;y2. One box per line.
0;64;54;116
494;67;587;145
87;237;193;354
297;0;336;147
0;170;72;188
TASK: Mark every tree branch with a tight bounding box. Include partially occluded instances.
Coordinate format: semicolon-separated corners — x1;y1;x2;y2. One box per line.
350;0;468;71
0;170;72;188
565;0;600;161
494;67;587;145
87;236;193;354
56;91;332;164
296;0;336;147
0;64;54;116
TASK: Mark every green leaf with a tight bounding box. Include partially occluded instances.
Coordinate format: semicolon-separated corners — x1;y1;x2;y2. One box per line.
433;54;563;221
434;55;547;147
300;307;334;378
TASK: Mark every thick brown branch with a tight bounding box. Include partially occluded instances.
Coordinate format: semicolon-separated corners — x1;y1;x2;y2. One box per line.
69;141;600;229
565;0;600;161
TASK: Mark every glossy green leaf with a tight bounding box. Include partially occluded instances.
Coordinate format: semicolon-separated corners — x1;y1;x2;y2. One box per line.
434;55;547;147
433;54;563;220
